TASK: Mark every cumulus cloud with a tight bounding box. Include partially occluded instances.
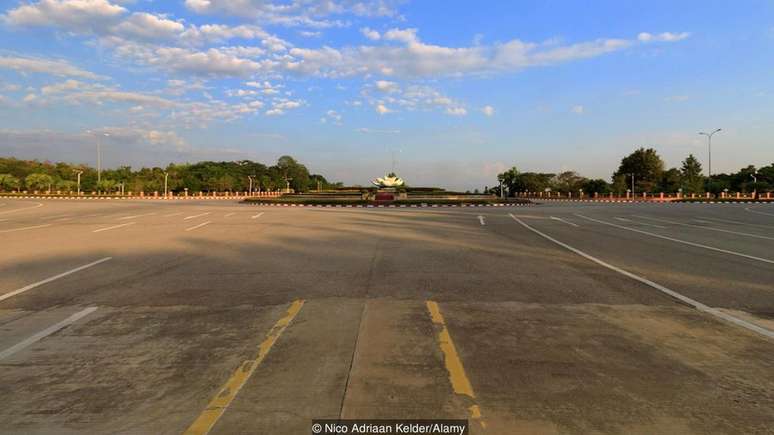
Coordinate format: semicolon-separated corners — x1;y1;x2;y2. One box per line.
3;0;126;32
116;12;184;41
375;103;392;114
360;27;380;40
481;105;495;116
183;0;400;24
571;105;584;114
0;55;102;79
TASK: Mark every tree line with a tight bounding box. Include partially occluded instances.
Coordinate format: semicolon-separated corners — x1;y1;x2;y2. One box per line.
0;156;340;194
492;148;773;196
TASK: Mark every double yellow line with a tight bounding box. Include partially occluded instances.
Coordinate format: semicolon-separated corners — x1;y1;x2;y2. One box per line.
184;300;305;435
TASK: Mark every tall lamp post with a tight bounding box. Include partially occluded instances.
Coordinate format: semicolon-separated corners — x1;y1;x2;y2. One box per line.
164;172;169;198
698;128;722;183
86;130;110;183
74;170;83;196
248;175;255;195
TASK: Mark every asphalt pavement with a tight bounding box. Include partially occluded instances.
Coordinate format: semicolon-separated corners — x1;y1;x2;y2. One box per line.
1;199;773;434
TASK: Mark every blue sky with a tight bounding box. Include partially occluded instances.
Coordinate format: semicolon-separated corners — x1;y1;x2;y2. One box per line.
0;0;772;190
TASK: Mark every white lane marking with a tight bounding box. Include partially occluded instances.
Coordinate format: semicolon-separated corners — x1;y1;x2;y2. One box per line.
634;214;774;241
0;307;99;360
0;224;52;234
251;212;264;219
550;216;579;227
699;216;774;228
510;214;774;341
0;202;43;215
163;212;183;217
0;218;8;222
693;219;712;224
617;216;665;228
45;214;71;220
225;212;235;217
118;212;155;220
184;212;211;220
0;257;112;303
185;221;211;232
745;207;774;218
93;222;136;233
575;214;774;265
478;215;486;225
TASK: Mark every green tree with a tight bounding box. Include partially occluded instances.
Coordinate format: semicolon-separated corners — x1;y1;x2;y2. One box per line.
551;171;587;193
0;173;21;191
660;168;682;193
613;147;665;193
582;179;611;194
25;173;54;191
680;154;704;194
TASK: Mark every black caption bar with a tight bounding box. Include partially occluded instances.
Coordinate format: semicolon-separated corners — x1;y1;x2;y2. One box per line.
311;420;468;435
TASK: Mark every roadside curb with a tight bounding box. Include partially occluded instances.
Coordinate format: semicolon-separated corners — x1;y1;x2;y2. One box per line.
524;198;773;205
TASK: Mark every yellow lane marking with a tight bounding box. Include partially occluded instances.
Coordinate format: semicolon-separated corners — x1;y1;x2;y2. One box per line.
426;300;486;429
183;299;305;435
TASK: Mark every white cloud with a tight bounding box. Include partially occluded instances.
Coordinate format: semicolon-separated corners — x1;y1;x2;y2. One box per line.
322;109;342;125
374;80;399;93
360;27;380;40
482;105;495;116
383;27;418;44
0;55;102;79
571;105;584;114
375;103;392;114
183;0;400;23
3;0;126;32
116;12;184;41
638;32;690;42
445;107;467;116
357;127;400;134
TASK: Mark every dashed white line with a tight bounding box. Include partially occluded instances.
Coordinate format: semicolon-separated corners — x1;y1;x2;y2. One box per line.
184;212;211;220
163;212;183;217
118;212;155;220
0;307;99;360
0;224;52;233
698;216;774;228
185;221;211;232
478;215;486;225
93;222;136;233
0;202;43;215
575;214;774;265
225;212;235;217
634;214;774;241
745;207;774;218
251;212;264;219
550;216;579;227
0;257;111;302
510;214;774;341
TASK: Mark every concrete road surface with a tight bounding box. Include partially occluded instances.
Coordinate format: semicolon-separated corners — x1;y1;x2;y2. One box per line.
1;199;773;434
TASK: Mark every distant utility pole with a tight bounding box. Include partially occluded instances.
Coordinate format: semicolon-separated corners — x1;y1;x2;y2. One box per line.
74;170;83;195
629;173;635;195
248;175;255;195
698;128;722;181
164;172;169;197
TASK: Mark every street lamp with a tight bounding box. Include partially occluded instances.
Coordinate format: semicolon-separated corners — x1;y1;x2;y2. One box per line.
74;170;83;195
751;171;758;199
164;172;169;197
86;130;110;183
698;128;722;181
628;173;635;196
248;175;255;195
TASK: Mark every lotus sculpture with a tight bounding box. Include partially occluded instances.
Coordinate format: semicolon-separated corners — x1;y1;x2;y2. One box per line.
372;173;405;188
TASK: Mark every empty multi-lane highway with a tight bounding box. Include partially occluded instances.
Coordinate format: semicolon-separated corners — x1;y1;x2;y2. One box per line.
1;199;773;434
